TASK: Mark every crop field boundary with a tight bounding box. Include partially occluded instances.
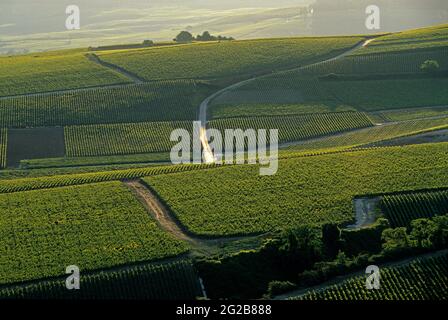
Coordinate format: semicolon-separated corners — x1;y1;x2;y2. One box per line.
125;179;267;252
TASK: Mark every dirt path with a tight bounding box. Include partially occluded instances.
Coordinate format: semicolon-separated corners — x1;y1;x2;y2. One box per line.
124;179;266;255
197;39;374;162
273;249;448;300
86;53;145;84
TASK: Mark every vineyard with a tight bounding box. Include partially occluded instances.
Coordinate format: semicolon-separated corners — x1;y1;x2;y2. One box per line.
0;129;6;169
0;181;188;284
0;50;130;97
376;106;448;122
65;121;193;157
287;117;448;152
322;78;448;111
0;259;202;300
209;112;373;144
380;189;448;228
98;37;365;81
0;162;215;194
0;80;210;128
297;253;448;300
353;24;448;55
144;143;448;236
301;47;448;75
210;103;355;119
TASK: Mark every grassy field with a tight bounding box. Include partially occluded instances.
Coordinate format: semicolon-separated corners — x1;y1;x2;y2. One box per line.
298;252;448;300
98;37;365;81
0;181;188;285
144;143;448;236
0;50;131;97
380;189;448;228
353;23;448;55
0;81;211;128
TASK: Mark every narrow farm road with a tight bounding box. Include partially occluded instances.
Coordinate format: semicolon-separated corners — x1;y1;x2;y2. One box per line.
198;39;376;162
124;179;266;255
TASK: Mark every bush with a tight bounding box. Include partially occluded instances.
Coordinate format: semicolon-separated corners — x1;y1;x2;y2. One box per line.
420;60;440;73
266;281;297;297
142;40;154;46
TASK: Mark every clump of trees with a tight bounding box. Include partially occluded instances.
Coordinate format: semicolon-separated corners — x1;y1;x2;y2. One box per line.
174;31;234;43
195;213;448;299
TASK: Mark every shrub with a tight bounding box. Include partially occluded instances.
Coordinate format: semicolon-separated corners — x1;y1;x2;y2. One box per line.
420;60;440;73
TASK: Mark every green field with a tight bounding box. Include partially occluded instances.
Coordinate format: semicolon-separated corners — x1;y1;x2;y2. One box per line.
0;259;202;300
376;107;448;122
209;112;373;144
0;80;211;128
303;47;448;75
1;23;448;299
0;50;131;97
354;24;448;55
286;117;448;153
380;190;448;228
0;181;188;284
65;121;193;157
144;143;448;236
98;37;365;81
322;78;448;111
298;253;448;300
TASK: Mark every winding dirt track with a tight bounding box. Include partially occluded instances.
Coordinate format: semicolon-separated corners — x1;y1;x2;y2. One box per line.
124;179;266;254
198;39;376;162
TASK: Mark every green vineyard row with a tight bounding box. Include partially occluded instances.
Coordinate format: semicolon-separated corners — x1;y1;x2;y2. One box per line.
0;80;210;128
0;50;130;97
0;181;188;285
0;259;202;300
380;189;448;227
99;37;365;81
297;253;448;300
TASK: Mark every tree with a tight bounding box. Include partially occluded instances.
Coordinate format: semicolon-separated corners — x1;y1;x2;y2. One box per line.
420;60;440;74
410;218;438;248
382;227;410;253
174;31;194;43
142;40;154;46
322;223;340;259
